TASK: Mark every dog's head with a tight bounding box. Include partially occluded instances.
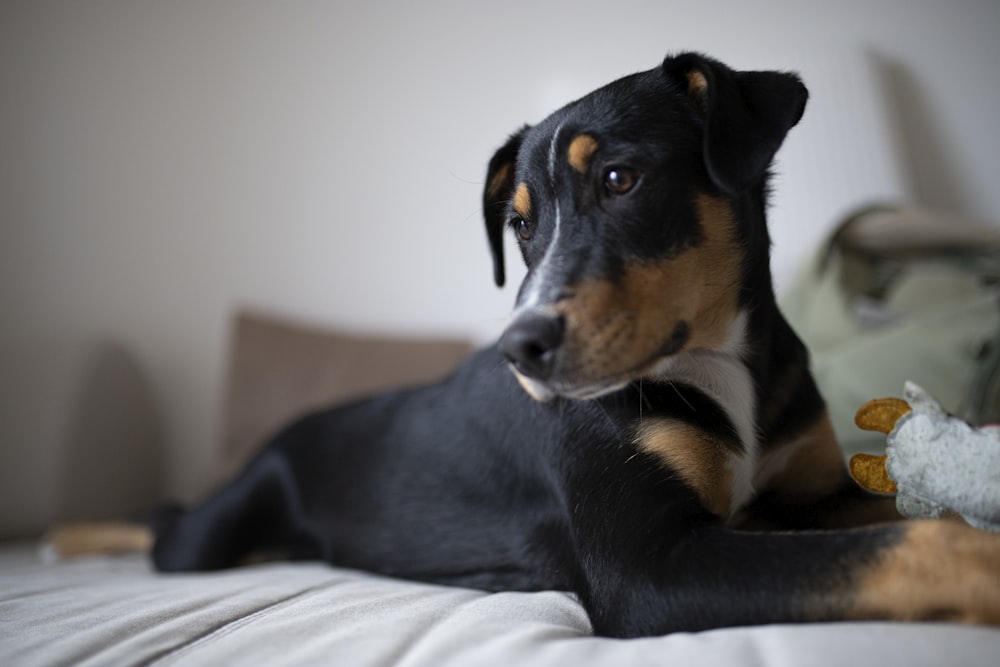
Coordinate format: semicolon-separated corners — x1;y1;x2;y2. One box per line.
483;52;807;401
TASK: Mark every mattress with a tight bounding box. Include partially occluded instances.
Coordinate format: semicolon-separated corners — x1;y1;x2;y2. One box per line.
2;543;997;667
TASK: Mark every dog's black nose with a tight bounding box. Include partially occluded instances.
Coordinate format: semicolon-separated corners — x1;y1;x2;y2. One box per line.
499;312;565;380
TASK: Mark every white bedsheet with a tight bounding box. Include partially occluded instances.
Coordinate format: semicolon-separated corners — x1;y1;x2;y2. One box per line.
1;543;997;666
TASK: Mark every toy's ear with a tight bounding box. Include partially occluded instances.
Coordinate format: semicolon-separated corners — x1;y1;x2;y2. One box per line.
663;52;808;195
855;397;912;434
482;126;529;287
849;453;898;494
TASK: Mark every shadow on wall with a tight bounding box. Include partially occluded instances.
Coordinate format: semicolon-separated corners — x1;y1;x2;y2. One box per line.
58;342;167;523
869;50;970;216
0;340;167;540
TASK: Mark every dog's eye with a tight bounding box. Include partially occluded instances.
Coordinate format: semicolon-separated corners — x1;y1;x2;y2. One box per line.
513;217;536;241
603;167;638;195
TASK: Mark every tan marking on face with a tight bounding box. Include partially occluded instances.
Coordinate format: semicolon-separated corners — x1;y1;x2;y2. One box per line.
487;162;512;199
635;418;733;517
567;134;599;174
756;412;845;499
850;520;1000;624
513;182;531;219
552;194;742;385
686;194;743;348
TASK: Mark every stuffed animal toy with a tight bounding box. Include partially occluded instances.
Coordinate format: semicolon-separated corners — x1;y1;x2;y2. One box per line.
851;382;1000;532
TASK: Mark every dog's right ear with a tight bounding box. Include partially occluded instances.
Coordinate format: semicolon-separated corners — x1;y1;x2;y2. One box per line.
482;126;529;287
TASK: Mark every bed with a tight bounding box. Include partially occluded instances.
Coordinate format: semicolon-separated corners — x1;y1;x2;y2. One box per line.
3;541;998;666
3;209;999;666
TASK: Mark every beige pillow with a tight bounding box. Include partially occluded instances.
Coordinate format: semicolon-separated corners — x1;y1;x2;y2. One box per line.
216;311;475;480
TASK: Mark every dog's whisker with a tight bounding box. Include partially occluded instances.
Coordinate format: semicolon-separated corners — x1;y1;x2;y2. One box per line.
638;379;645;425
447;169;485;186
667;379;696;413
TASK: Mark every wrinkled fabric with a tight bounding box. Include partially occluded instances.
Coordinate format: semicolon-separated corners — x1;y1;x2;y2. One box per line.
2;544;998;667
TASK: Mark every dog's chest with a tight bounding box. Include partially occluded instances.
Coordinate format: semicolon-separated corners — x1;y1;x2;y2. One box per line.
636;312;760;518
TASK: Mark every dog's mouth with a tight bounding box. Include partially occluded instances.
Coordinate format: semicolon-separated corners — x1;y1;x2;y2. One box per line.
500;317;691;401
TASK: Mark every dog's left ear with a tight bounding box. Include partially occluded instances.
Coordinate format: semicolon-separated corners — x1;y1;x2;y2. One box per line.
663;52;808;195
482;126;529;287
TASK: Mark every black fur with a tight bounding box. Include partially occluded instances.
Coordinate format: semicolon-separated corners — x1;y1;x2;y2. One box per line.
153;52;919;637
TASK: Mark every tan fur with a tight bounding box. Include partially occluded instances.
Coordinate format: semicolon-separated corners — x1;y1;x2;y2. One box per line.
567;134;599;174
635;418;733;517
749;411;901;528
486;162;512;200
687;69;708;94
757;413;845;498
513;182;531;219
45;521;153;558
851;520;1000;624
552;194;741;388
686;69;709;112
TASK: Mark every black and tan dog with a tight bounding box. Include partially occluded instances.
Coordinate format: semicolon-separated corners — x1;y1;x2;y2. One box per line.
148;52;1000;637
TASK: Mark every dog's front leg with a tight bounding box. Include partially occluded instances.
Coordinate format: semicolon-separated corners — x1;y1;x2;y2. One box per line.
562;442;1000;637
573;517;1000;637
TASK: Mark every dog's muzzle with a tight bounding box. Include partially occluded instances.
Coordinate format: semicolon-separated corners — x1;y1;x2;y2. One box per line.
499;310;691;401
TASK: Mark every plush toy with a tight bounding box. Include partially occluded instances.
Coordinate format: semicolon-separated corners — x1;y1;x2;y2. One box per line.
851;381;1000;533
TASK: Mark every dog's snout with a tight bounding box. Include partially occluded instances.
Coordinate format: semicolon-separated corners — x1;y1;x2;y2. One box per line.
499;313;566;381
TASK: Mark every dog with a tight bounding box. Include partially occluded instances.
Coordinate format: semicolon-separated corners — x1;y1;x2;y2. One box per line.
147;52;1000;637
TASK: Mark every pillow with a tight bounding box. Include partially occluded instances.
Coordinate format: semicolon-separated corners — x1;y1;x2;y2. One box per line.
216;311;476;481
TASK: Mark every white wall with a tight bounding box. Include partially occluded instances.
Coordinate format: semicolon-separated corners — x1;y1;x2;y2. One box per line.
2;0;999;504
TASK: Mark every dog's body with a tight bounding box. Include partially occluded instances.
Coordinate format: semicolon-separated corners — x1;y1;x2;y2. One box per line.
153;53;1000;637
